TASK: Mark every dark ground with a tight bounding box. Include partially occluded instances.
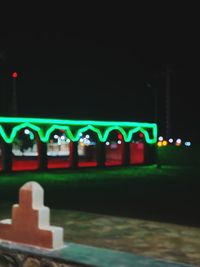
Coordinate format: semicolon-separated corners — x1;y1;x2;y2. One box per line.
0;145;199;228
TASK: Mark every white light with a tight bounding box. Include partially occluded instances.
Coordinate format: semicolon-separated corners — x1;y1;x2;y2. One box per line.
54;134;59;139
106;141;110;146
80;133;83;136
80;138;83;142
84;140;90;145
117;140;122;144
86;134;90;139
66;138;70;143
158;136;163;141
61;136;65;141
176;138;182;144
24;129;30;135
185;141;191;146
169;138;173;143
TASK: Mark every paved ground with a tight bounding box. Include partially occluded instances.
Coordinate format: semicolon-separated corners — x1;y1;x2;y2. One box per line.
1;203;200;266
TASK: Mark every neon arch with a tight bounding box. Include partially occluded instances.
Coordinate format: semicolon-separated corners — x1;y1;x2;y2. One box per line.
0;123;43;144
102;126;128;142
0;117;157;144
74;125;103;142
127;127;155;144
44;125;75;142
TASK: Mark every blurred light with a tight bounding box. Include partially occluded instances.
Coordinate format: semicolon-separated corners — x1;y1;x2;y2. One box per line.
80;138;83;142
12;72;18;78
79;133;83;136
139;132;144;138
86;134;90;139
66;138;70;143
185;141;191;147
118;133;123;140
29;132;34;140
175;138;182;146
84;140;90;145
169;138;173;143
24;129;30;135
158;136;163;141
162;140;168;146
117;140;122;144
54;134;59;139
106;141;110;146
157;141;162;147
61;136;65;141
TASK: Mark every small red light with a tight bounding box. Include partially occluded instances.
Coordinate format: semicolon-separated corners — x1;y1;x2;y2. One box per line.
118;133;123;140
12;72;18;78
139;133;144;138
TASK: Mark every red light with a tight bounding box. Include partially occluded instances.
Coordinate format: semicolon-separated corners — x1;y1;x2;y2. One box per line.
12;72;18;78
139;133;144;138
118;133;123;140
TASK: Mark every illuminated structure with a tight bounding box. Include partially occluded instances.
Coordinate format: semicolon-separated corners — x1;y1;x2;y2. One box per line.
0;117;157;172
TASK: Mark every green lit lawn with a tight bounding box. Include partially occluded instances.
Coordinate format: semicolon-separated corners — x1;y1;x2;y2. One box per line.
0;162;200;227
1;146;200;266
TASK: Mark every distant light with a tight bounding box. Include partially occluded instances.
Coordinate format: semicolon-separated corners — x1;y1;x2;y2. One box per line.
80;138;83;142
162;140;168;146
54;134;59;139
185;141;191;147
169;138;173;143
66;138;70;143
118;133;123;140
158;136;163;141
106;141;110;146
12;72;18;78
175;138;182;146
24;129;30;135
79;133;83;136
61;136;65;141
157;141;162;147
86;134;90;139
84;140;90;145
139;132;144;138
117;140;122;144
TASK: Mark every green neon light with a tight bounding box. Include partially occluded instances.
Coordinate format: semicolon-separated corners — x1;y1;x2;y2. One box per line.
102;126;128;142
0;116;157;128
74;125;103;142
29;131;35;140
126;127;156;144
44;125;75;142
0;123;43;144
0;117;157;144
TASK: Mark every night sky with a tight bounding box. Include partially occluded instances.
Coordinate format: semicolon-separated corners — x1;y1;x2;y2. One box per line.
0;30;199;143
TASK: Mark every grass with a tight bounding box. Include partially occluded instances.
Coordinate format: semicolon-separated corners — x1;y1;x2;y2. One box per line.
0;145;199;227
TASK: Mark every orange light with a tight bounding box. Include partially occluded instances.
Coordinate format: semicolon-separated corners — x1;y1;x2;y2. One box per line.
157;141;162;147
162;140;168;146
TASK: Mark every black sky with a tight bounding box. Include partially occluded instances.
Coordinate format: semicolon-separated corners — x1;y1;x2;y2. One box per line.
0;28;199;143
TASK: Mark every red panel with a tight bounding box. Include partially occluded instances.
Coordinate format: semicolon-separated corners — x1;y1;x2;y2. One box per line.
130;143;144;164
12;159;38;171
